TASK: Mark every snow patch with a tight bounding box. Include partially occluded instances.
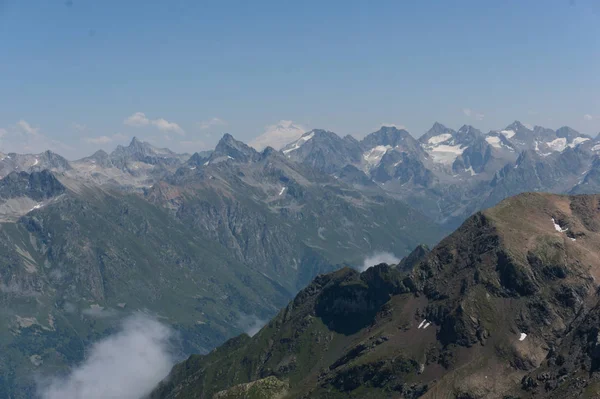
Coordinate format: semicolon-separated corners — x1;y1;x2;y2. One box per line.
519;333;527;341
592;144;600;152
33;158;39;166
28;204;43;212
485;136;502;148
417;320;426;329
547;137;567;152
427;133;452;145
568;137;590;148
423;322;431;329
362;145;392;166
552;218;568;233
428;144;465;165
282;132;315;154
203;161;210;166
278;187;286;196
500;130;516;138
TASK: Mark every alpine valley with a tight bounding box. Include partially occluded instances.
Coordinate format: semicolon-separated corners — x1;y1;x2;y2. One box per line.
1;121;600;398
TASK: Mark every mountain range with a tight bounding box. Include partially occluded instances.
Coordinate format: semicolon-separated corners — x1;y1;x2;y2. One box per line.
1;120;599;397
0;133;440;397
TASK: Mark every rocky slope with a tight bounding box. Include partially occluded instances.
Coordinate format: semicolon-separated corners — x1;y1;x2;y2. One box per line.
151;193;600;398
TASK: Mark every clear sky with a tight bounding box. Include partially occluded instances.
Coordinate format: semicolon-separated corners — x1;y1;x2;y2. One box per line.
1;0;599;158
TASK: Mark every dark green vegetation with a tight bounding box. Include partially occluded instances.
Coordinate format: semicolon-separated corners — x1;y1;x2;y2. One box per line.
152;193;600;398
0;137;443;397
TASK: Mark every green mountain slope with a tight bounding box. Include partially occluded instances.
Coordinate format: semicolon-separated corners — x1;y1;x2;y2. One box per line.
151;193;600;399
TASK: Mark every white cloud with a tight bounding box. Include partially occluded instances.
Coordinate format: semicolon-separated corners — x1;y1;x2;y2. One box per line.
38;314;176;399
152;118;184;135
71;122;88;132
462;108;485;121
237;314;267;337
249;120;307;151
84;133;129;145
124;112;184;135
360;252;400;272
179;139;208;149
17;120;40;135
124;112;150;127
584;114;594;121
85;136;113;145
380;123;407;130
198;117;227;130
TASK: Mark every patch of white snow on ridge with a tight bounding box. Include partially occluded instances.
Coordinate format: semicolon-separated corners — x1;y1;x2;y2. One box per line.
28;204;43;213
466;166;477;176
500;130;516;138
282;132;315;154
552;218;568;233
427;134;452;145
278;187;286;196
592;144;600;152
363;145;392;166
203;161;210;166
417;320;426;329
485;136;502;148
33;158;39;166
189;166;196;170
568;137;590;148
547;137;567;152
519;333;527;341
423;322;431;329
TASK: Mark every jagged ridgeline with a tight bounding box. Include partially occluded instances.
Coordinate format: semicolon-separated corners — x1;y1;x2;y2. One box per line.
152;193;600;398
0;136;442;397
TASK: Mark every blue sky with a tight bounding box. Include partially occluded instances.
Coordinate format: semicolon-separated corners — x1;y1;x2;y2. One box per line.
0;0;599;158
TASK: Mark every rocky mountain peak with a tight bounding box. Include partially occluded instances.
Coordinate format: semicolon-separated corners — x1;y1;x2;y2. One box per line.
213;133;259;162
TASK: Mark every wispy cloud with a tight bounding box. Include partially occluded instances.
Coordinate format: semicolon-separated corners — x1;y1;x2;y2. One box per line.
17;120;40;135
360;252;400;272
38;314;176;399
584;114;594;121
152;118;184;135
249;120;307;151
124;112;184;135
71;122;88;132
237;313;267;337
380;123;407;130
0;120;73;155
198;117;227;130
462;108;485;121
84;133;129;145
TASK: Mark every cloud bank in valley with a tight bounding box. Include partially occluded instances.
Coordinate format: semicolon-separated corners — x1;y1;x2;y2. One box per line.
360;252;400;272
38;314;176;399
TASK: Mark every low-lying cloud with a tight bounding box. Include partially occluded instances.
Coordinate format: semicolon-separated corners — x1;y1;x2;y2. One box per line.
237;313;267;337
360;251;400;272
38;313;176;399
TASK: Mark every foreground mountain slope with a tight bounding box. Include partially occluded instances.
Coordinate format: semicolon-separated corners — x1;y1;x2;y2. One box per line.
152;192;600;398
